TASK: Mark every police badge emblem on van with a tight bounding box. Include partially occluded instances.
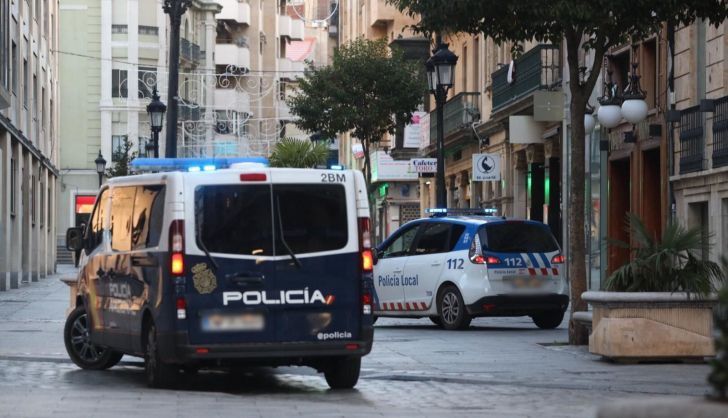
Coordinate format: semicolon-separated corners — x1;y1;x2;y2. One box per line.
192;263;217;294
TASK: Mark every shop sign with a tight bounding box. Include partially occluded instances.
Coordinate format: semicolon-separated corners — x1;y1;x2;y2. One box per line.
409;158;437;173
472;153;501;181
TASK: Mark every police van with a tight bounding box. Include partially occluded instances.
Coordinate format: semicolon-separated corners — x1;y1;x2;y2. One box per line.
63;158;375;389
372;209;568;330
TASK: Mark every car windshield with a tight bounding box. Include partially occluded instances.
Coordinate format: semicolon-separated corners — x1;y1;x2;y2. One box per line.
195;184;348;256
479;222;559;253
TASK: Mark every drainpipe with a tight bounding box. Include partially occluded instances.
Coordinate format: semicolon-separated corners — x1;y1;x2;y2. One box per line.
667;21;676;222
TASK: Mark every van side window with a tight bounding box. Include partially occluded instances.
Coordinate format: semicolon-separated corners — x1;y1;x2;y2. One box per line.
85;189;109;252
131;185;165;249
110;187;137;252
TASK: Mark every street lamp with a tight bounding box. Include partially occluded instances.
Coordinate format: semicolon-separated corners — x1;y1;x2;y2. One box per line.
146;86;167;158
426;42;458;208
597;70;623;129
162;0;192;158
94;150;107;187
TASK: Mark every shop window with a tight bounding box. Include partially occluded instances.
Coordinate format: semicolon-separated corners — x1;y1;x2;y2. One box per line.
10;158;16;216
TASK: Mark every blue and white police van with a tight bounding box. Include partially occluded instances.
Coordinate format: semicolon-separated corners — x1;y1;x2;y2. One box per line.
372;208;568;330
63;158;375;389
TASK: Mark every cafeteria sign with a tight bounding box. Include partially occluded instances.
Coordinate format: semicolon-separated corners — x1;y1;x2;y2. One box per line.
409;158;437;173
472;154;500;181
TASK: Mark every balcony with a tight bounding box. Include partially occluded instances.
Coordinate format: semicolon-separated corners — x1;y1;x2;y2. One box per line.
491;44;560;112
278;58;304;80
215;42;250;70
290;18;304;40
429;92;481;144
369;0;398;27
278;14;292;38
678;105;705;174
214;88;250;113
180;38;201;62
218;0;251;25
713;96;728;168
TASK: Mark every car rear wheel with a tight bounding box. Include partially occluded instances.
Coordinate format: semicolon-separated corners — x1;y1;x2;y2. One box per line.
145;322;177;388
323;357;361;389
64;306;123;370
437;286;471;330
531;310;565;329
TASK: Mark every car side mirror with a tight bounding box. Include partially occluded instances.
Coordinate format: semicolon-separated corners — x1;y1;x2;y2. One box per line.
66;227;84;251
372;248;382;265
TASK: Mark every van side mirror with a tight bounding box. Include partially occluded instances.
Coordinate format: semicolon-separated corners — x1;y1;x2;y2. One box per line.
66;227;84;251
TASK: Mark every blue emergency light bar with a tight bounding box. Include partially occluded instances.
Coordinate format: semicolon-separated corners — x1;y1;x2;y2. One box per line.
426;207;499;217
130;157;269;173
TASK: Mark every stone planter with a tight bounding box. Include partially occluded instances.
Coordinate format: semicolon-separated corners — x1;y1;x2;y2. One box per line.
583;291;717;361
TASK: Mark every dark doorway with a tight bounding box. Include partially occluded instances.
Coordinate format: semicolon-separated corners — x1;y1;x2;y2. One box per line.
608;158;631;275
641;148;662;240
528;163;545;222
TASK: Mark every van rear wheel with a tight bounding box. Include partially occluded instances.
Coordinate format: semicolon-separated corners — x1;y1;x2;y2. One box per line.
323;357;361;389
64;306;122;370
145;322;177;388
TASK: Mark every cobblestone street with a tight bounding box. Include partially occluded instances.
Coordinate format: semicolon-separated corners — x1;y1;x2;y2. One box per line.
0;268;715;417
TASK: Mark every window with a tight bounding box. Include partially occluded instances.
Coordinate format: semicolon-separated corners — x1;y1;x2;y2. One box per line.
111;24;128;34
0;0;7;90
381;224;421;258
195;184;349;256
131;185;165;249
138;25;158;36
39;175;44;227
11;41;17;94
413;223;465;255
23;58;28;107
85;189;110;252
196;185;274;256
479;222;559;253
112;69;128;98
10;157;16;216
138;67;156;99
30;175;35;225
110;187;136;252
112;135;127;162
273;184;348;254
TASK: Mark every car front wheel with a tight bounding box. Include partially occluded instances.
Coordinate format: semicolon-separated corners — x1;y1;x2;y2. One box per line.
64;306;122;370
437;286;471;330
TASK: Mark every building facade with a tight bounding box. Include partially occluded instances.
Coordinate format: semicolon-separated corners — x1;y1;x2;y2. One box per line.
57;0;220;250
1;0;60;290
670;19;728;264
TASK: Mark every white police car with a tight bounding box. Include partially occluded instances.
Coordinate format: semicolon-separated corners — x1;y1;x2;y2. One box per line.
372;208;568;330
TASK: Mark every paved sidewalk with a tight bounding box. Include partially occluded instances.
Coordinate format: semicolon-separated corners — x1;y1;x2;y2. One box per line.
0;266;718;417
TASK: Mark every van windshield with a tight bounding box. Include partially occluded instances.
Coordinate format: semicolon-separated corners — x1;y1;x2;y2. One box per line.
479;222;558;253
195;184;348;256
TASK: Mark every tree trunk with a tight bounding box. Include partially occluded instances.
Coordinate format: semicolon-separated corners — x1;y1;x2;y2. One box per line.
564;32;607;345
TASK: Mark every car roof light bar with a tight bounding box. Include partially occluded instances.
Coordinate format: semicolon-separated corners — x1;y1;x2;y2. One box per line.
426;208;499;217
130;157;269;173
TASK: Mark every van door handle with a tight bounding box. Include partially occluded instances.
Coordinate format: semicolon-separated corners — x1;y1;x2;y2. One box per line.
131;255;159;267
226;272;265;286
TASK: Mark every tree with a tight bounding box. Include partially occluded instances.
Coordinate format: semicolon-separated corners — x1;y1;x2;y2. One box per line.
288;38;424;186
106;137;137;178
389;0;728;344
269;137;330;168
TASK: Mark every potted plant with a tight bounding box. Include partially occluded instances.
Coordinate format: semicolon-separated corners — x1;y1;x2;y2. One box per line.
583;213;725;361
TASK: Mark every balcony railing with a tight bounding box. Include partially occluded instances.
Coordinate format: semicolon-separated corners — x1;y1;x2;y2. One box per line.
491;44;560;111
429;92;480;145
180;38;201;62
679;105;705;174
713;96;728;168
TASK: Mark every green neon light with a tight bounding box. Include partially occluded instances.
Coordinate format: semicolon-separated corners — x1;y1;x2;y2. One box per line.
544;176;550;203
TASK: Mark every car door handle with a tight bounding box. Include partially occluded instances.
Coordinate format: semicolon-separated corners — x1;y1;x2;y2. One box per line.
131;255;159;267
392;269;403;274
431;262;442;267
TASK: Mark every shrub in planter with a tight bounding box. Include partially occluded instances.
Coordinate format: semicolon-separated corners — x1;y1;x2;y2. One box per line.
583;214;725;360
606;213;723;295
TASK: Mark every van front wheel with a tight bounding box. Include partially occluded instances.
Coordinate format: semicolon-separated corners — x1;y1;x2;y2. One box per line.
64;306;122;370
323;357;361;389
